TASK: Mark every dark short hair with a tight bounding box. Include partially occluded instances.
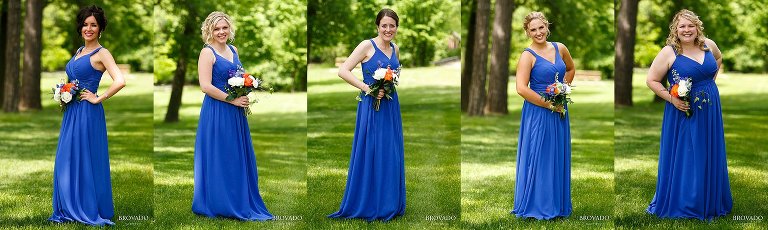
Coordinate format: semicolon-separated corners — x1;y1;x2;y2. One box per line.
76;5;107;35
376;8;399;27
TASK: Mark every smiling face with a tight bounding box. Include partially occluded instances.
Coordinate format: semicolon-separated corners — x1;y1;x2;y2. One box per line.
378;16;398;42
526;19;548;44
81;16;100;42
675;17;698;44
211;19;231;45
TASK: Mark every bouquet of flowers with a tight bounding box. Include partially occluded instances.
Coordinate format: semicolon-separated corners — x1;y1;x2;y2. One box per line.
225;65;273;115
363;65;401;111
52;79;83;112
539;72;573;118
670;69;711;117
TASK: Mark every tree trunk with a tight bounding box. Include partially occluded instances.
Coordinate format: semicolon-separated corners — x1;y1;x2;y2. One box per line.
461;0;476;112
19;0;44;111
485;0;514;115
0;0;8;103
466;0;490;116
614;0;638;107
2;0;20;112
164;8;195;123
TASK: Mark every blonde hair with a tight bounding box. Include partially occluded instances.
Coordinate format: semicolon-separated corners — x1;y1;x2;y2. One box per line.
666;9;708;54
200;11;235;44
523;11;550;36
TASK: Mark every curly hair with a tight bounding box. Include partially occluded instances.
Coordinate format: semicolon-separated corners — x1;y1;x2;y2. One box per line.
666;9;709;54
200;11;235;45
76;5;107;35
522;11;550;36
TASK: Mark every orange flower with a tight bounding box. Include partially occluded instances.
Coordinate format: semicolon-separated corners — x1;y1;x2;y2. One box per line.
670;84;679;98
61;83;74;92
243;74;253;87
384;67;393;81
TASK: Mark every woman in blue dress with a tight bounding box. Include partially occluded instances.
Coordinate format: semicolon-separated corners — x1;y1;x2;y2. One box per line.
328;8;405;221
511;11;575;220
192;11;273;221
645;9;732;220
49;5;126;226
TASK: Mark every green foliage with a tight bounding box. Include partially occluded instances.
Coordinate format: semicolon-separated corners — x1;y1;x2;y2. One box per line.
509;1;615;79
41;0;154;72
634;0;768;73
308;0;461;67
154;0;307;92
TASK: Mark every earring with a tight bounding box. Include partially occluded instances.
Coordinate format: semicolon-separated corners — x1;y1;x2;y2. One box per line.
99;33;102;39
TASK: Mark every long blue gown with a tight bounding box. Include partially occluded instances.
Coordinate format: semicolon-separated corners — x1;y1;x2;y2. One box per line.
328;39;406;221
647;46;733;220
192;44;273;221
49;46;115;226
511;42;572;220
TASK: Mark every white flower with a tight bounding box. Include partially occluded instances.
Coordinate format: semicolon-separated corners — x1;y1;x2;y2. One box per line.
373;68;387;80
250;76;260;88
564;84;572;94
53;88;61;102
61;91;72;103
228;77;244;87
678;79;691;97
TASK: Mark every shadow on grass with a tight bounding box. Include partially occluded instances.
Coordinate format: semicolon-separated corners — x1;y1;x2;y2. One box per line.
307;84;461;228
615;84;768;229
153;108;307;229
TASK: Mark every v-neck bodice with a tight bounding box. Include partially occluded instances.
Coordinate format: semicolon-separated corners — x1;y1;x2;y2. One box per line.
361;39;399;85
667;46;718;86
65;46;104;93
524;42;566;92
206;44;242;91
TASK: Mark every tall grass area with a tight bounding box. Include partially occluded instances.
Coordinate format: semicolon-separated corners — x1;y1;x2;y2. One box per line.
615;70;767;229
0;72;154;229
461;78;615;229
153;86;307;229
306;64;462;229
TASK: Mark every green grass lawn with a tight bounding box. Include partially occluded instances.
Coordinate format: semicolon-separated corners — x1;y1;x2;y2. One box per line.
153;85;307;229
614;70;768;229
0;72;154;229
461;78;615;229
306;64;462;229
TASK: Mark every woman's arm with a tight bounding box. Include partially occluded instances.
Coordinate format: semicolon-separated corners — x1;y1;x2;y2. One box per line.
338;41;373;92
516;51;556;111
197;48;248;106
646;46;688;111
559;43;576;85
81;49;125;104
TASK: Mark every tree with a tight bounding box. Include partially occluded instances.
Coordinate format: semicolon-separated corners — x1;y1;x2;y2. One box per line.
466;0;489;116
485;0;514;115
163;0;203;123
0;0;8;103
19;0;45;111
2;0;20;112
460;0;475;112
614;0;638;107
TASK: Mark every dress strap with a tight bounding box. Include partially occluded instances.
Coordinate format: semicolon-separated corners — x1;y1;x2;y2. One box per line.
551;42;559;54
523;47;538;57
75;46;85;56
205;45;217;55
227;44;237;55
87;47;103;56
